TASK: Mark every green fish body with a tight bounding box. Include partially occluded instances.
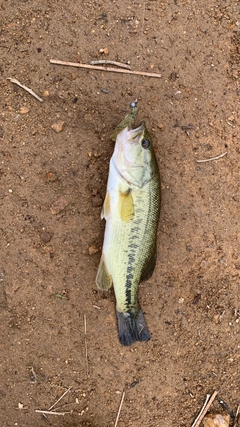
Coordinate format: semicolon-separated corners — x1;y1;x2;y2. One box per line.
96;107;160;345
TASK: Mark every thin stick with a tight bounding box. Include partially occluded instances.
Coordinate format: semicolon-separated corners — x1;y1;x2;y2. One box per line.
196;152;227;163
84;314;89;377
50;402;76;411
114;391;125;427
50;59;162;78
48;386;72;411
191;390;219;427
233;404;240;427
191;394;210;427
90;60;131;70
35;410;72;416
7;77;43;102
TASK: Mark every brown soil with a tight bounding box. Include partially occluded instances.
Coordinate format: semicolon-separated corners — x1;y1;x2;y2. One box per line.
0;1;239;426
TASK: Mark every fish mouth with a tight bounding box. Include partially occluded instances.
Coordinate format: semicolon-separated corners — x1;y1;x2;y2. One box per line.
128;122;145;142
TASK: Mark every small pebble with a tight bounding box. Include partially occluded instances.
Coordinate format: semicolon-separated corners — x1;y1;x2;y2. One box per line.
50;197;68;214
203;413;230;427
99;47;109;54
45;171;57;182
51;120;65;133
40;232;52;243
19;107;30;114
93;150;101;158
88;245;99;255
92;194;103;207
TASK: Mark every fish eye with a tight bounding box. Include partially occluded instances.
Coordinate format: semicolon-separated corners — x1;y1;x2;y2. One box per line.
141;139;150;149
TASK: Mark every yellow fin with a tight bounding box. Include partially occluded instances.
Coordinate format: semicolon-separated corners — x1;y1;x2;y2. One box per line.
119;189;134;222
101;192;110;220
96;254;113;290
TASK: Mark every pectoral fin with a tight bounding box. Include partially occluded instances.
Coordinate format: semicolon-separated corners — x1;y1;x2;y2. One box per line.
140;249;157;282
96;254;113;290
119;189;134;222
101;192;110;220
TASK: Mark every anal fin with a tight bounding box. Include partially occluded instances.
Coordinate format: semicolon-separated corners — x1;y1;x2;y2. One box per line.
96;254;113;290
140;248;157;282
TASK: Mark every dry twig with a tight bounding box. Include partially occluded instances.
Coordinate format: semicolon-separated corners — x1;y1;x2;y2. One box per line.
114;391;125;427
35;410;72;416
191;390;219;427
196;152;227;163
7;77;43;102
233;404;240;427
50;59;162;78
35;386;72;417
48;386;72;411
90;60;131;69
84;314;89;377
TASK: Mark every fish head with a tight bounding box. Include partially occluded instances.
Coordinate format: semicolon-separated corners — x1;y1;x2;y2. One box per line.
113;122;158;187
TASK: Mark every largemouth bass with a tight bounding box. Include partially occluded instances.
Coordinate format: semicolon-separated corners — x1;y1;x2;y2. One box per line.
96;104;160;346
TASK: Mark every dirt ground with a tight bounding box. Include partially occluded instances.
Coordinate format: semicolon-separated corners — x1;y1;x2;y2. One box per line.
0;1;239;426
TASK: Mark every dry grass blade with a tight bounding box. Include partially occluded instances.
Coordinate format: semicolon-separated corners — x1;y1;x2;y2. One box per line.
50;59;162;78
35;386;72;418
84;314;89;377
35;410;72;415
191;390;219;427
196;152;227;163
7;77;43;102
48;386;72;411
114;391;125;427
191;394;211;427
233;404;240;427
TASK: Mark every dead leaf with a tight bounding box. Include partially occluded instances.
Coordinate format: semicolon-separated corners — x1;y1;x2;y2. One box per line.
203;413;230;427
50;197;68;214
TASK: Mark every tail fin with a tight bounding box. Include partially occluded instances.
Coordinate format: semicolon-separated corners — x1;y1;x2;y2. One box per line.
116;309;150;346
